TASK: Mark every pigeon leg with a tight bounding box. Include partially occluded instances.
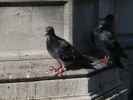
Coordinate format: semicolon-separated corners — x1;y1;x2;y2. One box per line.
49;60;66;77
100;56;109;64
55;66;65;77
55;60;66;77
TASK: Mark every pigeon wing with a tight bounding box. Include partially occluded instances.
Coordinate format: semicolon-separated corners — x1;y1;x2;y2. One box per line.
57;38;81;62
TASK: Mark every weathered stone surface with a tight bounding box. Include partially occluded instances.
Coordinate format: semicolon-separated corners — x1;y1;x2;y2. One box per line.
0;6;63;54
0;69;121;99
0;58;106;80
0;0;73;60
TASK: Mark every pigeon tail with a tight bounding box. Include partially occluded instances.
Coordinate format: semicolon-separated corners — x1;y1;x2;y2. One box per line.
65;62;96;71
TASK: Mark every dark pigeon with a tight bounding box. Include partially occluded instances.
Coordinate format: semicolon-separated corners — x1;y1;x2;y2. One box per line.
91;14;128;68
45;26;96;76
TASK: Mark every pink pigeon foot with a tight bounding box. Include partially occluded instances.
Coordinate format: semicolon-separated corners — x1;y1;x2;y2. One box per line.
49;65;66;77
100;56;109;64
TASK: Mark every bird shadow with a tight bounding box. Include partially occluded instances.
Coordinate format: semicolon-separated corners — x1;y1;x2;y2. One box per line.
86;64;116;99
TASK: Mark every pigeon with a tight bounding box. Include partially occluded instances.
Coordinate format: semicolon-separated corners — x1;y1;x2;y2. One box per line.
91;14;128;68
45;26;96;76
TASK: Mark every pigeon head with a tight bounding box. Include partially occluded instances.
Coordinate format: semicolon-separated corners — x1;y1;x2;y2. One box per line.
98;14;114;31
99;14;114;24
104;14;114;23
45;26;55;36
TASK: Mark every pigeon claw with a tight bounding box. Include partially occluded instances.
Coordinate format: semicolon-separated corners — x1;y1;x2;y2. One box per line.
100;56;109;64
49;66;58;72
49;66;66;77
55;68;65;77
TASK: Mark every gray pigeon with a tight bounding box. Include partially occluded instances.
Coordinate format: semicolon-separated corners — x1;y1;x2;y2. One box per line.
91;14;128;68
45;26;96;76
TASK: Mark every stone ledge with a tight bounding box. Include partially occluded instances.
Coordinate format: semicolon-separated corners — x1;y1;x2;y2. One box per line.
0;66;115;84
0;67;122;99
0;57;115;82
